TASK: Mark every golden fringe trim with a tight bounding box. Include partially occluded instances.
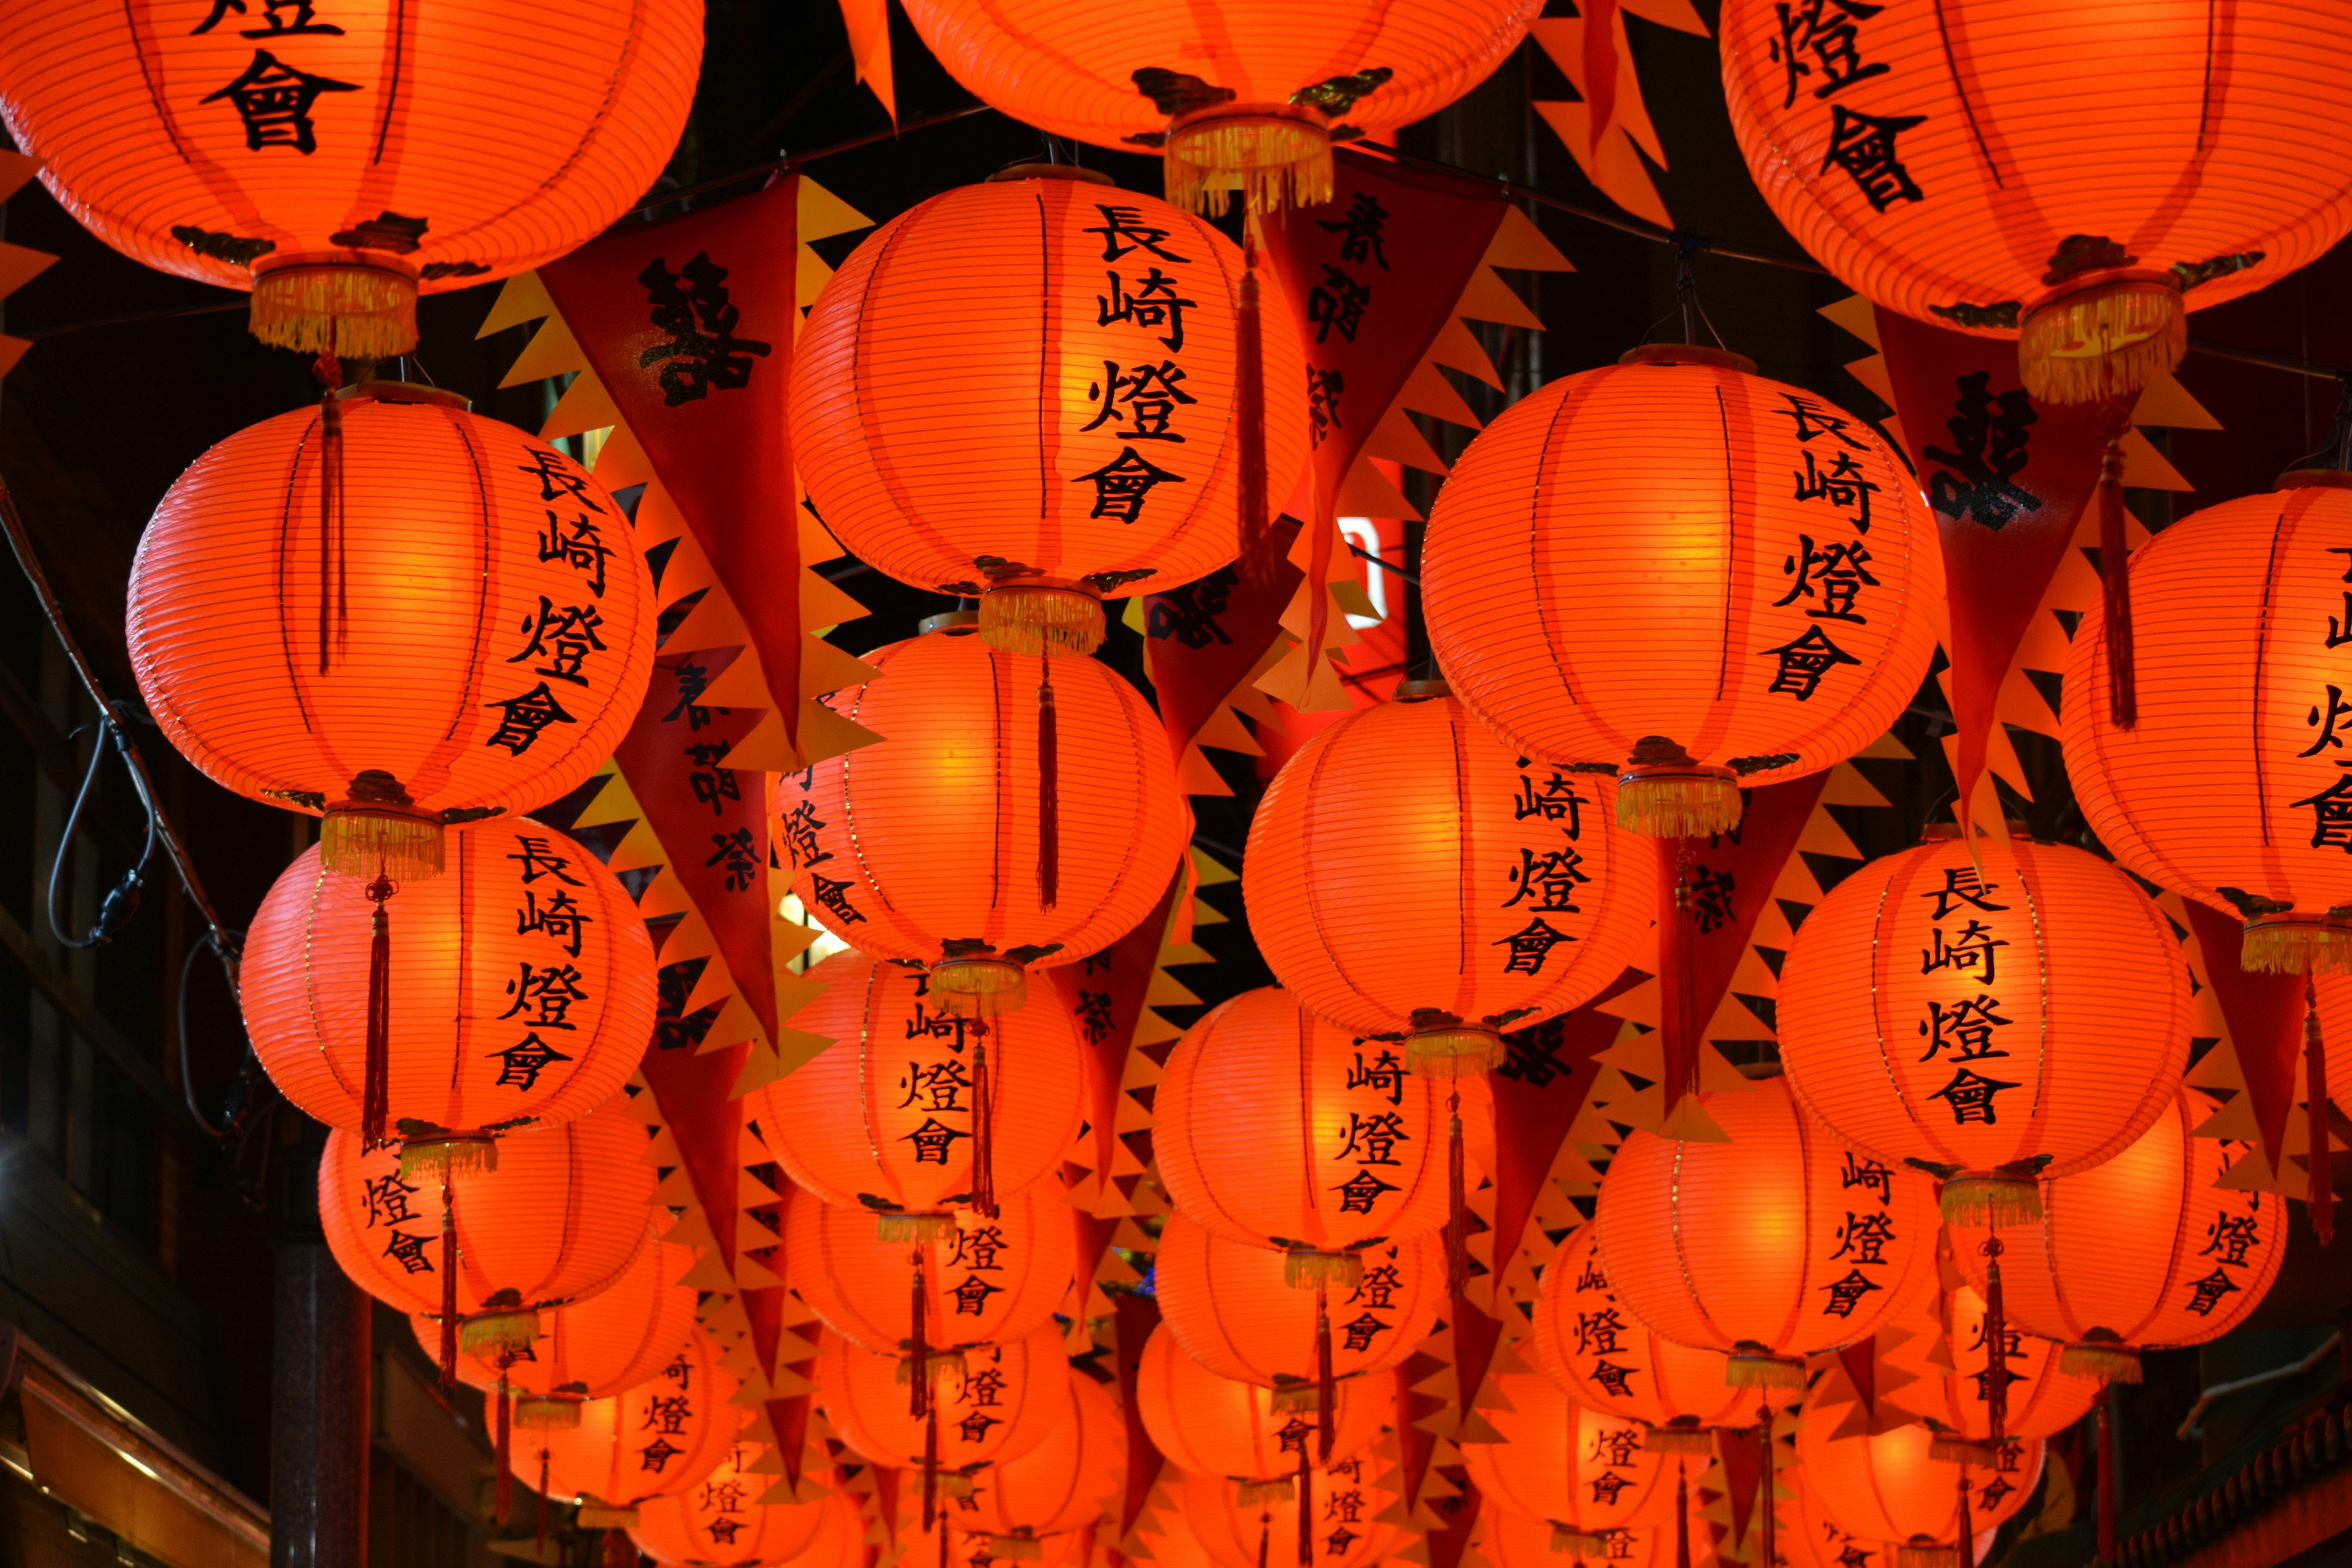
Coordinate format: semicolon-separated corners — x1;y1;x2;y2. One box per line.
514;1396;584;1431
935;1475;977;1501
1407;1029;1504;1077
1548;1527;1607;1556
877;1212;960;1245
1234;1479;1295;1507
1283;1250;1363;1290
980;585;1104;658
2241;918;2352;976
322;807;444;881
1939;1175;2042;1228
896;1349;969;1387
399;1136;497;1182
2060;1340;2143;1384
982;1539;1044;1560
1643;1424;1715;1457
1929;1436;1997;1466
1724;1346;1806;1390
930;958;1028;1019
1616;775;1741;839
251;263;419;358
1164;115;1333;217
460;1310;538;1357
1268;1382;1321;1414
2019;277;2184;405
1896;1544;1958;1568
575;1506;639;1529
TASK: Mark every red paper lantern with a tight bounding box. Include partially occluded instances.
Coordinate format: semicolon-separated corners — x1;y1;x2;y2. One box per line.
1422;349;1940;837
777;617;1188;1012
1794;1422;2042;1568
1458;1371;1670;1550
758;950;1087;1237
1593;1076;1939;1389
956;1372;1126;1553
1243;680;1653;1072
127;386;656;876
1887;1283;2097;1446
818;1324;1071;1493
1719;0;2352;404
791;173;1308;650
1133;1324;1383;1484
1478;1472;1713;1568
1179;1457;1400;1568
1777;834;2190;1223
1155;1213;1444;1390
0;0;699;356
514;1324;744;1516
415;1235;696;1407
1531;1225;1747;1441
632;1466;856;1568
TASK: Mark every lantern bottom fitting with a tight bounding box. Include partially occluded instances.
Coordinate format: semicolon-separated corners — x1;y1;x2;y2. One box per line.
398;1134;497;1182
1616;762;1741;839
1642;1422;1715;1457
1268;1381;1322;1414
459;1308;540;1357
1723;1343;1805;1390
2059;1338;2143;1384
1548;1527;1608;1556
876;1210;961;1245
1406;1025;1505;1079
574;1504;639;1529
2018;269;2183;405
928;956;1029;1018
1938;1173;2043;1228
981;1538;1046;1561
1927;1434;1999;1466
514;1393;585;1431
322;804;446;882
933;1474;977;1501
250;252;421;360
1282;1247;1365;1289
2239;912;2352;976
1234;1477;1297;1507
978;581;1106;658
1895;1543;1959;1568
896;1348;969;1387
1163;103;1333;217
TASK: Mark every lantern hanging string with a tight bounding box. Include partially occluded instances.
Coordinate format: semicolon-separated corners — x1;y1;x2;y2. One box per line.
1982;1238;2010;1446
1314;1276;1335;1465
1757;1396;1775;1568
1035;665;1059;916
972;1019;998;1218
2097;1398;2117;1561
1235;230;1271;585
1295;1446;1312;1568
1445;1088;1468;1297
494;1370;513;1526
910;1246;932;1419
1956;1462;1975;1568
1674;1457;1690;1568
2307;977;2335;1246
312;353;350;673
439;1181;461;1386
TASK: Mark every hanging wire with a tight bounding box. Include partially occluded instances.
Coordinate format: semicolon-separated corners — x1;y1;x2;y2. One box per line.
46;712;157;949
2285;372;2352;473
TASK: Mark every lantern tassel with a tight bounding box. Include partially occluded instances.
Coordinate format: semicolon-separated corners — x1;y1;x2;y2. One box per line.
1675;1458;1690;1568
2307;976;2335;1246
438;1181;458;1387
1295;1447;1311;1568
2062;1331;2143;1384
972;1022;998;1219
1314;1278;1335;1466
1757;1399;1775;1568
495;1378;513;1526
1236;236;1271;586
2093;404;2136;728
1660;840;1700;1133
361;872;394;1147
1985;1246;2010;1446
1446;1093;1469;1296
537;1450;549;1557
313;353;348;676
2097;1400;2116;1562
910;1247;931;1420
939;1515;950;1568
605;1530;635;1568
1957;1464;1976;1568
1235;1479;1294;1507
1036;669;1059;913
1257;1512;1270;1568
923;1403;940;1530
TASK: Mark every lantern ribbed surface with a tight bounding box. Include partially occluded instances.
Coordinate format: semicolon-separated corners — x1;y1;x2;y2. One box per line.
1531;1226;1746;1431
758;951;1086;1221
783;1182;1077;1355
419;1235;696;1401
515;1325;742;1509
1795;1420;2043;1556
1422;356;1939;788
1133;1324;1382;1481
1459;1371;1670;1534
243;819;654;1136
1155;1214;1444;1387
1478;1479;1709;1568
1594;1077;1938;1364
1886;1284;2097;1444
1950;1090;2286;1358
627;1446;838;1568
1777;836;2188;1182
778;624;1186;969
791;176;1308;602
1179;1458;1401;1568
0;0;699;353
960;1371;1126;1539
320;1099;654;1319
126;392;655;826
818;1323;1071;1473
1155;987;1484;1252
1243;687;1654;1038
2064;480;2352;948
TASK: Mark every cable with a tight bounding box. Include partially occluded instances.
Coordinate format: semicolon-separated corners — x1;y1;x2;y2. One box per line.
46;713;157;949
178;927;264;1140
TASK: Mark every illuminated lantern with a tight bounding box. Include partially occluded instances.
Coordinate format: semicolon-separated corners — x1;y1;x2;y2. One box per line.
1422;348;1940;837
1243;680;1653;1071
777;617;1187;1014
783;1183;1077;1362
633;1469;858;1568
1887;1284;2097;1446
791;174;1308;653
891;0;1537;213
0;0;699;356
515;1324;744;1520
1460;1371;1669;1551
2064;477;2352;974
1531;1226;1747;1445
758;950;1086;1236
1777;834;2190;1223
1719;0;2352;404
1477;1463;1713;1568
1134;1324;1384;1485
892;1499;1088;1568
1594;1076;1938;1389
956;1373;1126;1559
1179;1456;1400;1568
127;386;656;876
243;817;655;1147
818;1324;1071;1522
1795;1422;2043;1568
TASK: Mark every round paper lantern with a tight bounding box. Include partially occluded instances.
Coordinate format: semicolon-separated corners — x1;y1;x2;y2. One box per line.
958;1373;1126;1551
244;816;655;1147
894;1497;1088;1568
1951;1090;2286;1384
1459;1372;1670;1550
1155;987;1490;1272
1886;1284;2097;1446
791;172;1309;650
1134;1324;1384;1483
515;1324;744;1515
1777;834;2190;1222
892;0;1536;213
1531;1225;1747;1441
415;1235;697;1408
127;386;657;875
633;1470;857;1568
0;0;699;356
1180;1457;1400;1568
1422;348;1940;836
783;1183;1077;1358
1156;1214;1444;1390
777;617;1187;1009
1795;1422;2042;1568
1594;1076;1939;1388
759;950;1086;1236
1719;0;2352;404
1243;680;1653;1071
2064;477;2352;973
1478;1464;1713;1568
818;1324;1071;1479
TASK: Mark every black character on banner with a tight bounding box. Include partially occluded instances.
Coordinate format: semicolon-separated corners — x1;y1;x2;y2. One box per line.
1305;265;1372;344
705;828;758;892
1922;371;2040;530
638;252;772;406
1316;191;1390;270
1145;567;1235;648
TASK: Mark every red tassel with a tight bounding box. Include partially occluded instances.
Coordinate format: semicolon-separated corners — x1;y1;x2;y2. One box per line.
1295;1447;1311;1568
1446;1091;1468;1297
1659;842;1701;1128
2094;405;2135;728
1257;1512;1270;1568
537;1449;549;1556
938;1515;949;1568
439;1181;459;1387
604;1531;635;1568
1314;1278;1335;1466
910;1246;931;1419
1984;1246;2010;1445
1674;1460;1690;1568
496;1378;513;1525
923;1403;940;1530
1235;237;1269;586
361;873;394;1147
314;353;347;674
1958;1465;1977;1568
972;1022;997;1219
1036;669;1059;911
2307;978;2335;1246
1757;1400;1775;1568
2097;1401;2116;1561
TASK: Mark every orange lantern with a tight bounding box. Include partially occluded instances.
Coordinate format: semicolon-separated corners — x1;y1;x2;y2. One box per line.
1776;834;2190;1223
243;817;655;1147
0;0;699;356
758;950;1086;1237
514;1324;744;1520
1719;1;2352;404
1421;349;1940;837
1243;680;1654;1071
1593;1076;1939;1389
1531;1225;1747;1447
1885;1283;2097;1447
777;617;1188;1014
1133;1324;1384;1487
127;385;656;876
957;1373;1126;1558
1180;1456;1400;1568
891;0;1537;213
891;1493;1088;1568
1460;1371;1670;1551
1794;1422;2042;1568
790;173;1308;652
633;1468;858;1568
818;1324;1072;1524
1477;1461;1715;1568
